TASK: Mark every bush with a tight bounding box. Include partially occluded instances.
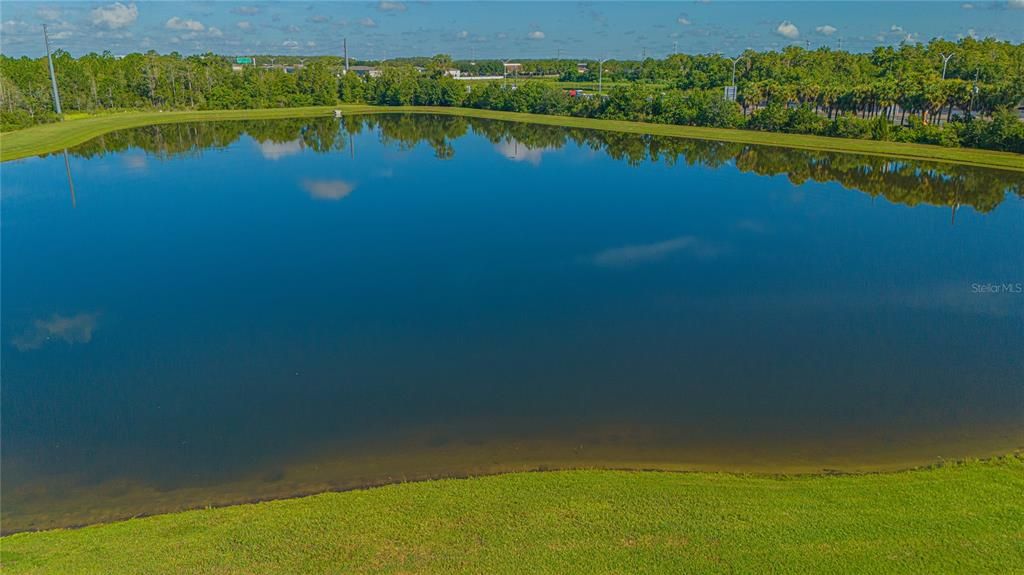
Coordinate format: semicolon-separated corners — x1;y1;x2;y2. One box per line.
784;105;828;135
870;116;893;141
959;108;1024;153
746;103;789;132
828;114;872;139
1;109;56;131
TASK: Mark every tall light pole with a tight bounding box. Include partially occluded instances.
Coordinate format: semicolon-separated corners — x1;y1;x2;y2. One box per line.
598;58;609;96
43;24;62;116
940;52;954;80
730;56;746;87
968;68;979;116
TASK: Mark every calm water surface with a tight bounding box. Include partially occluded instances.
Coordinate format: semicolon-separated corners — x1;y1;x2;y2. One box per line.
2;115;1022;531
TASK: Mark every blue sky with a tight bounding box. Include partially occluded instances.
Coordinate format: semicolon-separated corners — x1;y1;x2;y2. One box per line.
2;1;1022;59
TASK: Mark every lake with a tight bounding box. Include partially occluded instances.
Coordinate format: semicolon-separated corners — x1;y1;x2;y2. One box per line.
2;114;1022;532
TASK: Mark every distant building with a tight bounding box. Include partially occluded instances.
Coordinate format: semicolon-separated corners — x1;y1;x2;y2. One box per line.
443;68;462;78
346;65;382;78
503;62;523;74
576;62;588;73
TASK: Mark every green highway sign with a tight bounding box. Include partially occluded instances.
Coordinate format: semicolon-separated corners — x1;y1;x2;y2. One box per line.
235;57;253;65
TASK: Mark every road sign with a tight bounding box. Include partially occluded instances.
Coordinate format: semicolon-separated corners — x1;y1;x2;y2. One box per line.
235;57;253;65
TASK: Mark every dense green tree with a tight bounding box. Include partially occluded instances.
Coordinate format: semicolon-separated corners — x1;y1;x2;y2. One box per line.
2;37;1021;151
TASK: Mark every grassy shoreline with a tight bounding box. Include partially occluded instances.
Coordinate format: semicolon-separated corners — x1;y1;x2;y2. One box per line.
2;457;1023;574
2;105;1022;171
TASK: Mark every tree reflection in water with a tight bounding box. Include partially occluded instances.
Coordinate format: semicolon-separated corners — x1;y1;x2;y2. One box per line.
64;114;1022;215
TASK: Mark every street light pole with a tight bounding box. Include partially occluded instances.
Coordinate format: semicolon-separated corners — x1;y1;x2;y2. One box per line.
968;68;979;116
730;55;747;87
940;53;954;80
43;24;62;116
598;58;609;96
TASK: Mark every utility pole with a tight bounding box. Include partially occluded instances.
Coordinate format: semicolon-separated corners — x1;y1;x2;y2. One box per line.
344;37;349;72
968;68;979;116
673;41;678;56
598;58;609;96
837;38;842;51
63;149;76;208
43;24;62;116
940;52;954;80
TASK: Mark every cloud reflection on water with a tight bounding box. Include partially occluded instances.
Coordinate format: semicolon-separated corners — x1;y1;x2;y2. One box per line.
590;236;726;268
11;312;100;351
301;179;356;201
494;139;548;166
257;139;304;160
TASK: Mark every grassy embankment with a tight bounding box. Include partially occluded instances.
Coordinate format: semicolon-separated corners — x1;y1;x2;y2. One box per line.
2;457;1022;574
2;105;1022;171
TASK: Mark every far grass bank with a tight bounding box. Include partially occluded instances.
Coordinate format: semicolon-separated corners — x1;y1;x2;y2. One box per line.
2;457;1023;574
3;105;1022;171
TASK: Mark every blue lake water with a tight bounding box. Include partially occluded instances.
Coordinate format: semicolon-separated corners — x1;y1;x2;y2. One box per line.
2;115;1022;531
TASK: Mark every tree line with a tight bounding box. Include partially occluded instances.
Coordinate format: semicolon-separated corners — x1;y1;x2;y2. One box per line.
2;37;1022;152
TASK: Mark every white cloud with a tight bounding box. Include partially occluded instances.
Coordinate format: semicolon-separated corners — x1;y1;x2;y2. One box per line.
961;2;974;8
1;20;24;34
677;17;691;25
302;179;356;201
208;26;223;38
307;15;330;23
775;21;799;40
378;1;407;12
815;25;837;36
36;7;62;21
359;17;377;28
231;6;261;15
90;2;137;29
527;30;545;40
50;30;73;40
237;21;252;30
890;24;904;33
1009;0;1024;8
284;24;301;33
12;312;100;351
457;30;469;39
283;40;299;49
166;17;204;32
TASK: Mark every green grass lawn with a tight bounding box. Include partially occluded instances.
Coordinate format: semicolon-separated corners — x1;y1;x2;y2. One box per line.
3;105;1021;171
3;457;1022;574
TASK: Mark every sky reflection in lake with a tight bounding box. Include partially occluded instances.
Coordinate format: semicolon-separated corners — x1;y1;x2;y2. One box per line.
2;115;1022;532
